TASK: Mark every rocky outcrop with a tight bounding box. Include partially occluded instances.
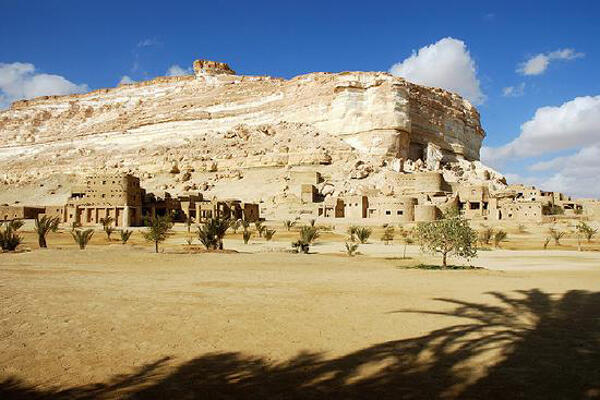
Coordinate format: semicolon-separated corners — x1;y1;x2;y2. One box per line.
0;60;490;203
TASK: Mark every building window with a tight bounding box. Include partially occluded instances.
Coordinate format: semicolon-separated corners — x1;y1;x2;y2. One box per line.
385;210;391;215
397;210;403;215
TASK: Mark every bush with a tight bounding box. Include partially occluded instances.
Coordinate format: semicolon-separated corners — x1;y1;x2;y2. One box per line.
0;220;24;251
120;230;133;244
142;215;173;253
34;216;60;248
478;226;494;245
292;225;320;254
264;229;276;241
345;242;359;256
493;230;508;248
198;217;230;250
254;221;266;237
355;227;372;244
576;221;598;243
71;229;94;250
381;226;395;245
283;220;296;231
548;227;566;245
416;211;478;268
347;225;359;242
100;217;115;240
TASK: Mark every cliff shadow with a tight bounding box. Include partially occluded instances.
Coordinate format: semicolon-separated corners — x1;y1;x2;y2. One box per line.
2;289;599;399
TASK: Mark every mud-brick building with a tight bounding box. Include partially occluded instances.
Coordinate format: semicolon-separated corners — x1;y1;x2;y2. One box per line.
57;174;145;227
196;198;260;222
0;205;45;221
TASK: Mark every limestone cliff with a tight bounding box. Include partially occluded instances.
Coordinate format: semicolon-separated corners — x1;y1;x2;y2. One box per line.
0;60;494;205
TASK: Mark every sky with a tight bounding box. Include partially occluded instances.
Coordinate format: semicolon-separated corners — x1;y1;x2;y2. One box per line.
1;0;599;198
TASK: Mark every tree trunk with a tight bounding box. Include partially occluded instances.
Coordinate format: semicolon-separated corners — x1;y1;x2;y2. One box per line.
403;243;407;259
442;252;447;268
155;241;159;253
38;235;47;248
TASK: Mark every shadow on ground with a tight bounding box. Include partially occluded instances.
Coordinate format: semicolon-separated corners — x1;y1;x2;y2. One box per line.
2;289;599;399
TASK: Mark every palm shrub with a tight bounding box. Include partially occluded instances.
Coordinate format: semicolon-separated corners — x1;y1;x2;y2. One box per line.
345;242;359;257
100;217;115;241
381;226;395;245
120;230;133;244
142;215;173;253
34;215;60;248
416;211;478;268
548;227;566;245
71;229;94;250
198;217;230;250
264;229;276;241
576;221;598;243
493;230;508;248
230;219;242;234
242;229;252;244
292;225;320;254
347;225;359;242
283;220;295;231
309;219;316;227
0;220;24;251
543;237;551;250
70;221;81;231
355;227;372;244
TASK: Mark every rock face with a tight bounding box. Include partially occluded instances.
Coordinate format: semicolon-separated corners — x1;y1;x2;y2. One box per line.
0;60;490;204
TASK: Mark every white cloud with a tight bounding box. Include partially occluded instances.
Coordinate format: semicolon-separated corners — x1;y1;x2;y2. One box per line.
517;48;584;76
119;75;135;85
390;37;485;105
165;64;192;76
482;95;600;198
502;82;525;97
137;38;160;48
0;62;88;109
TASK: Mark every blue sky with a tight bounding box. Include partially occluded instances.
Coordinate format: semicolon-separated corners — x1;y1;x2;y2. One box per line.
1;0;599;197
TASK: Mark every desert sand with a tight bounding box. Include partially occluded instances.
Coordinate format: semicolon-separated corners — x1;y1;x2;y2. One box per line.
1;228;599;399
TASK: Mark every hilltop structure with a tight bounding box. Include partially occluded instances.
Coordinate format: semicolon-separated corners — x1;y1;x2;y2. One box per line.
0;59;598;224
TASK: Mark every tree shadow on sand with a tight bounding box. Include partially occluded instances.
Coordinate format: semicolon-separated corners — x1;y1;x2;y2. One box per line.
2;289;599;399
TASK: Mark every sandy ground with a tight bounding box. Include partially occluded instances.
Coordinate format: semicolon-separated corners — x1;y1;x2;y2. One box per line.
1;228;600;399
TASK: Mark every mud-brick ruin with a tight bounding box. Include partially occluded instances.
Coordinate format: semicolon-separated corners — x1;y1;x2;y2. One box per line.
0;59;599;225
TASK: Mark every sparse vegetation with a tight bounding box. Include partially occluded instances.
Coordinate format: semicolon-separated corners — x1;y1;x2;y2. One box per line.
283;220;296;231
416;211;478;268
142;215;173;253
543;237;551;250
355;227;372;244
264;229;276;241
381;226;395;245
345;242;359;256
478;226;494;245
549;205;564;215
0;220;24;251
230;219;242;234
34;215;60;248
70;221;81;231
292;225;320;254
100;217;115;241
548;227;566;245
493;230;508;248
576;221;598;243
347;225;359;242
198;217;230;250
71;229;94;250
120;230;133;244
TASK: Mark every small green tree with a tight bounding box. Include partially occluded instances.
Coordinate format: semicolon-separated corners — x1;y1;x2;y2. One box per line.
120;229;133;244
0;220;24;251
355;227;372;244
198;217;230;250
493;230;508;248
478;226;494;245
264;229;276;241
576;221;598;243
345;242;359;256
283;220;296;231
71;229;94;250
548;227;566;245
34;215;60;248
142;215;173;253
416;212;478;268
381;226;395;245
292;225;320;254
100;217;115;241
